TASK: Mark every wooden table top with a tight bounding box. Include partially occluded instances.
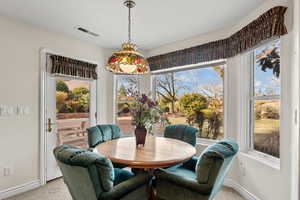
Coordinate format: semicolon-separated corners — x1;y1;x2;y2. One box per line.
94;135;196;169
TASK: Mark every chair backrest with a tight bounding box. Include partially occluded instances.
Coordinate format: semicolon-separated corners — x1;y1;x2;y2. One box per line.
87;124;121;148
53;145;115;200
195;139;239;200
164;124;198;146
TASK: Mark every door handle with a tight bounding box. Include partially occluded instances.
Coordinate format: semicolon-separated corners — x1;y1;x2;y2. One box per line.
47;118;56;132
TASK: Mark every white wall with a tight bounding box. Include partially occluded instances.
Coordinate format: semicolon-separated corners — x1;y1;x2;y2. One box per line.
148;0;289;57
98;51;115;124
147;0;299;200
0;15;114;192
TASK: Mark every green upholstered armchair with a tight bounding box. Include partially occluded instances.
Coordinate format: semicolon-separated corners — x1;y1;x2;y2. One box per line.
164;124;198;147
54;145;150;200
87;124;126;168
87;124;122;148
154;138;239;200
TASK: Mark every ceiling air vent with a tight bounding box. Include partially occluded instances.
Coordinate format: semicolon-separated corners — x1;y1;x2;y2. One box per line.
77;27;99;37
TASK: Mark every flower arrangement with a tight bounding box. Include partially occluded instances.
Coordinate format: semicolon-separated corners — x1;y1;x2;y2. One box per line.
130;93;167;133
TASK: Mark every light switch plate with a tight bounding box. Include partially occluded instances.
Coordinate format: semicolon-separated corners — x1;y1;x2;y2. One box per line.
23;106;30;115
6;106;14;116
16;104;22;115
0;105;5;116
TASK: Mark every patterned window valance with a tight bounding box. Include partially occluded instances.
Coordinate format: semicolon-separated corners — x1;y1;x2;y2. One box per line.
50;55;98;79
148;6;288;71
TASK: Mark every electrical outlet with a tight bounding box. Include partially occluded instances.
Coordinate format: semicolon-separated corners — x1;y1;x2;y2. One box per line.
0;105;6;116
4;168;9;176
242;166;246;176
23;106;30;115
239;161;246;176
6;106;14;116
3;167;13;176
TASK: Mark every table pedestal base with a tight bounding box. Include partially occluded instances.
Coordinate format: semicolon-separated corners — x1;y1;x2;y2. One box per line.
132;168;157;200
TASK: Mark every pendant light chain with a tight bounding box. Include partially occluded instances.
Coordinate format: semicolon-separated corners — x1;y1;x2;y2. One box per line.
128;3;132;43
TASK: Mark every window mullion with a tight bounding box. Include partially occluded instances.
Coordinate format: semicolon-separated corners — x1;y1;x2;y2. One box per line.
254;95;280;100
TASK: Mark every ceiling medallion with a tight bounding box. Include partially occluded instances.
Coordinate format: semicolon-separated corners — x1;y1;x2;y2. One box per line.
106;0;150;75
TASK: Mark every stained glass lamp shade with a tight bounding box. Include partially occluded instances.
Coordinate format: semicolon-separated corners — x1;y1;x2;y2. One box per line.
106;43;149;74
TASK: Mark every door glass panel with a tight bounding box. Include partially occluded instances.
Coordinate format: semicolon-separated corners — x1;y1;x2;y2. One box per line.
56;79;90;148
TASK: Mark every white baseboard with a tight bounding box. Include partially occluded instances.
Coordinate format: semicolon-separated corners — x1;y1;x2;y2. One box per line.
0;178;258;200
0;180;40;200
224;178;261;200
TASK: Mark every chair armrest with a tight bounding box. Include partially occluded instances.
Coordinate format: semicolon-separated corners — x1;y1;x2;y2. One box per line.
154;169;211;195
100;173;150;200
182;156;198;171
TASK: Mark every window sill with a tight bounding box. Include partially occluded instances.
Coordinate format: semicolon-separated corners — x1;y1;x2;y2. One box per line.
240;151;280;170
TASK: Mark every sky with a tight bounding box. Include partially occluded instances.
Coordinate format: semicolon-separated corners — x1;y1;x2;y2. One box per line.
172;67;223;96
254;63;280;96
254;40;280;96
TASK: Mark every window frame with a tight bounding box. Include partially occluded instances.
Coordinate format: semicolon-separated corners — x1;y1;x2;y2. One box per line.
150;60;227;144
248;39;281;162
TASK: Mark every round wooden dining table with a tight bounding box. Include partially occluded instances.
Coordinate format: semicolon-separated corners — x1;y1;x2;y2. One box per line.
94;135;196;169
94;135;196;200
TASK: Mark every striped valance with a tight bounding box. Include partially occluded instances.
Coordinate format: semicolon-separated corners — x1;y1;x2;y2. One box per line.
50;55;98;79
148;6;288;71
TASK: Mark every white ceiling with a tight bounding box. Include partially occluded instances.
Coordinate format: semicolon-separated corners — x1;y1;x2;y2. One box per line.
0;0;264;50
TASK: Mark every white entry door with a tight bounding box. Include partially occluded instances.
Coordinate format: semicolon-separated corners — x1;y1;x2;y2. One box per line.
45;57;97;181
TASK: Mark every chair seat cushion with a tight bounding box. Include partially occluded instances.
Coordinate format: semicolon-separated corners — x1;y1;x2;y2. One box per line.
100;173;149;200
114;168;135;186
165;166;197;180
154;168;211;195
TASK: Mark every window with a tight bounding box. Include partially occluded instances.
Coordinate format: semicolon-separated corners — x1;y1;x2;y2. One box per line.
115;75;139;136
250;40;280;158
56;79;91;148
152;64;225;140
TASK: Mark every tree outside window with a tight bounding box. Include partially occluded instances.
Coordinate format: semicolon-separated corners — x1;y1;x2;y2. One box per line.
153;65;225;140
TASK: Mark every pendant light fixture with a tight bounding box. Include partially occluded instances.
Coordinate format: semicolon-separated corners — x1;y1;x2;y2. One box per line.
105;0;150;74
